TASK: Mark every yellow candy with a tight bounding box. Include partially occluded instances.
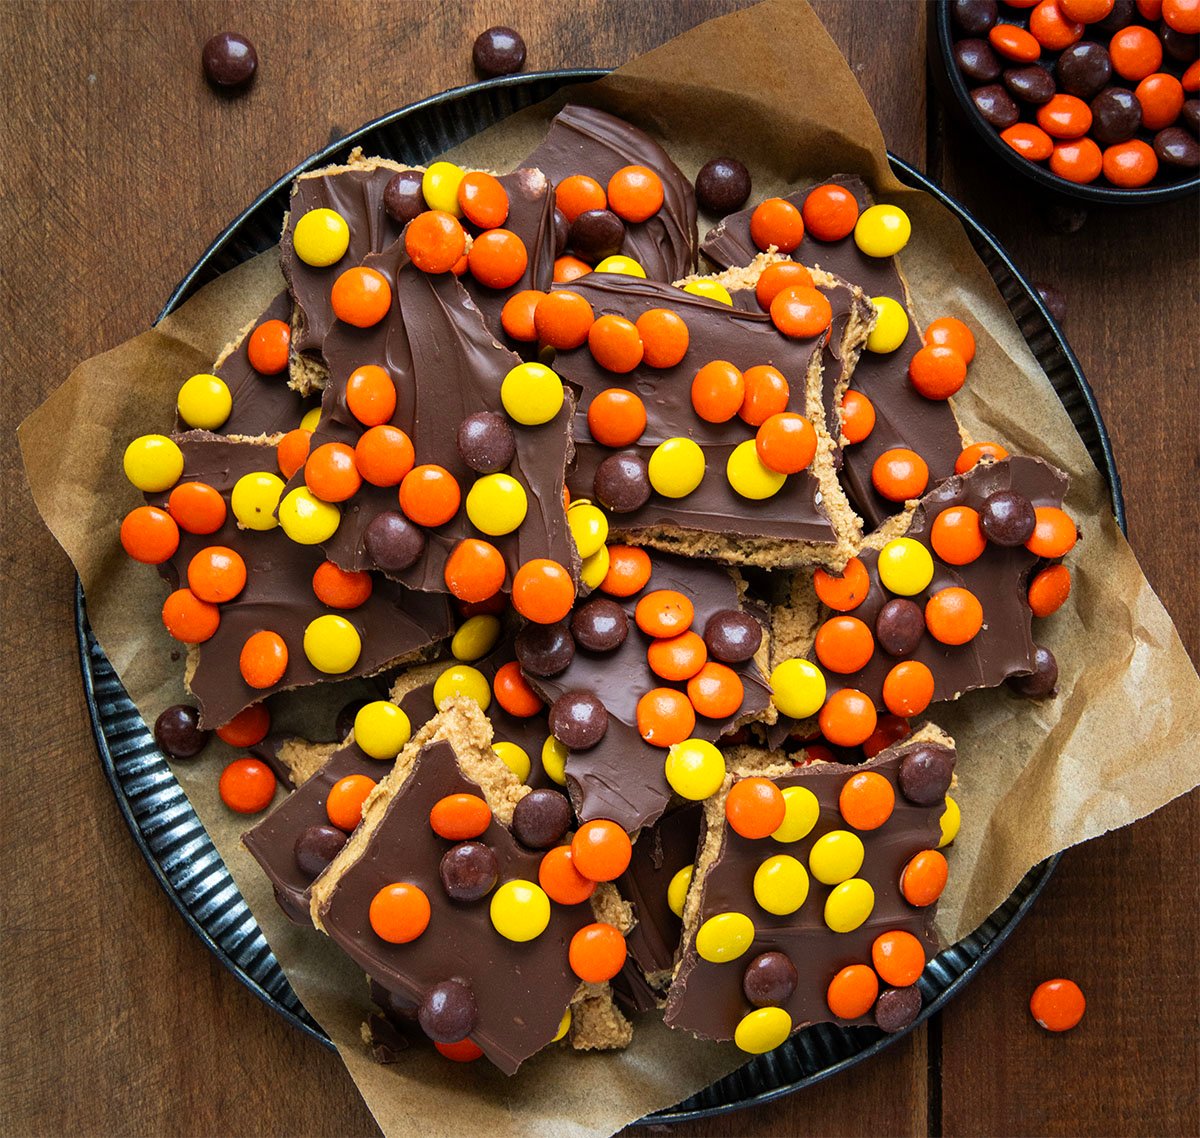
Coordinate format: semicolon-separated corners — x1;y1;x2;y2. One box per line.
541;735;568;785
824;877;875;933
432;664;492;712
594;254;646;278
648;437;705;498
177;373;232;430
727;439;787;500
877;537;934;596
451;614;502;661
667;865;693;918
854;204;912;259
231;471;284;531
579;544;611;591
353;701;411;760
808;829;865;885
292;207;351;267
422;162;466;216
769;658;827;719
299;406;322;432
466;473;528;536
123;434;183;493
772;785;821;844
278;487;340;544
753;854;809;916
865;295;910;354
664;738;726;801
681;279;733;306
303;614;361;674
493;741;531;783
939;794;961;848
501;362;565;426
567;502;608;559
695;911;755;963
734;1006;792;1054
489;879;551;942
552;1008;572;1043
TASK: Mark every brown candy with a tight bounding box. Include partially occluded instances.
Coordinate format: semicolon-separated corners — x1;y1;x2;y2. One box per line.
456;410;516;474
875;985;923;1033
694;157;752;216
1154;127;1200;169
154;704;210;760
951;0;998;36
515;621;575;677
571;598;629;653
703;610;763;664
364;511;426;572
955;39;1002;84
593;452;651;513
383;170;427;224
553;208;569;257
1036;282;1068;324
1004;65;1057;106
898;744;956;806
1093;0;1134;35
294;824;348;879
1007;645;1059;699
1057;43;1112;100
972;84;1020;130
548;690;609;750
742;951;798;1007
202;32;257;89
875;598;926;658
439;841;499;902
569;209;626;264
472;26;526;78
1090;87;1142;147
511;789;573;849
980;490;1036;546
418;979;479;1043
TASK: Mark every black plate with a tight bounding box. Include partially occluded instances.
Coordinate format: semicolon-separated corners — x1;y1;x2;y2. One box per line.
79;69;1126;1124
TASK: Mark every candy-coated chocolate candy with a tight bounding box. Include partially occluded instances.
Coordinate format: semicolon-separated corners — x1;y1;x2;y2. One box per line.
749;197;806;252
815;615;875;675
365;512;426;574
667;864;693;918
305;441;362;503
511;789;572;849
695;156;752;215
326;773;377;831
636;308;690;368
899;744;956;805
648;436;706;498
901;848;949;906
500;361;564;426
872;929;926;986
587;388;647;449
1164;0;1200;33
648;631;708;682
738;364;790;426
492;741;531;783
421;162;466;216
765;785;818;844
432;664;491;712
567;501;608;558
726;777;786;839
840;770;896;830
876;597;926;657
302;614;361;674
909;344;967;400
293;207;351;267
769;657;827;719
980;489;1036;545
1110;24;1163;80
536;292;594;354
472;24;526;76
541;735;568;785
802;182;861;241
814;558;871;613
974;83;1022;128
515;620;576;678
703;610;763;664
219;757;277;814
755;262;814;310
664;738;726;800
552;1008;572;1042
1007;643;1060;698
925;586;985;645
370;882;431;943
571;819;632;881
691;359;745;423
231;470;284;531
331;266;391;328
309;560;368;611
500;289;543;342
429;792;492;841
595;254;647;278
989;23;1042;61
742;951;799;1008
1037;93;1093;138
202;31;257;88
734;1006;793;1054
687;661;744;719
939;795;962;848
600;545;651;598
451;614;502;662
153;704;210;760
808;829;865;884
1027;505;1078;557
952;0;999;35
753;854;809;916
770;284;832;339
124;434;183;493
548;690;608;749
636;687;696;747
727;439;787;500
1030;0;1084;50
755;412;817;475
345;365;397;428
383;169;426;224
569;208;626;263
1028;562;1072;617
354;701;412;760
277;486;340;545
434;1039;484;1062
177;372;232;430
827;963;881;1019
569;599;625;655
1058;42;1114;101
511;558;575;624
680;278;732;305
398;464;461;528
873;447;930;501
295;825;347;879
1005;63;1057;104
578;543;609;594
854;204;912;258
120;505;180;565
457;171;510;230
931;505;986;564
464;472;528;536
841;389;877;445
167;481;227;535
490;878;552;941
865;295;910;353
607;165;664;223
161;588;220;643
278;427;313;480
419;979;479;1044
958;37;1003;83
1154;127;1200;168
239;629;288;689
187;545;246;603
1030;978;1086;1031
877;537;935;595
875;984;923;1032
405;210;467;274
569;922;628;983
695;911;755;963
468;227;528;289
1102;138;1159;185
824;878;875;933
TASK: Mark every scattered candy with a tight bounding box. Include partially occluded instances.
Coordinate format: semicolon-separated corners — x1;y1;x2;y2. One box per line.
472;25;526;76
202;31;258;89
219;757;276;814
1030;978;1087;1031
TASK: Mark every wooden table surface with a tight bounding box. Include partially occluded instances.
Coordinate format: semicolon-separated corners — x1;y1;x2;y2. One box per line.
2;2;1197;1135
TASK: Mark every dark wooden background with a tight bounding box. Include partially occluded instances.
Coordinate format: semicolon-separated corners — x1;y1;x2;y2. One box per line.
2;2;1196;1135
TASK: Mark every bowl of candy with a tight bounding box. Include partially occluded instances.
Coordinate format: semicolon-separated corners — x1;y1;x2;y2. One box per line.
935;0;1199;203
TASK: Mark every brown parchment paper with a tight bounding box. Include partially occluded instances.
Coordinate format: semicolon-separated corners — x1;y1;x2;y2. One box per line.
20;1;1200;1134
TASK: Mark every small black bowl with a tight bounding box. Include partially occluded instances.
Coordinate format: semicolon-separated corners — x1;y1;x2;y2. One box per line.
933;0;1199;205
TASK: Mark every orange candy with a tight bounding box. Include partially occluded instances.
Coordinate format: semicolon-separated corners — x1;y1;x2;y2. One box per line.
331;266;392;327
500;289;545;342
120;505;180;564
569;922;627;983
687;661;745;719
219;757;277;814
862;713;911;759
647;630;708;681
216;703;270;747
1001;122;1055;160
802;183;861;242
168;481;227;535
872;448;929;501
841;389;877;444
738;365;791;426
1059;0;1115;20
369;882;431;943
636;308;690;368
277;428;313;480
930;505;987;565
607;165;664;223
1028;563;1072;617
305;441;362;503
571;819;633;882
1109;25;1163;80
429;793;492;840
636;687;696;747
239;630;288;689
588;314;644;373
908;344;967;400
553;255;592;283
925;587;984;645
443;538;506;603
1102;139;1158;187
468;228;528;289
326;773;377;831
345;364;397;427
815;616;875;674
1136;0;1164;15
839;770;896;830
162;587;220;643
247;318;290;375
355;425;415;487
1135;73;1185;130
725;776;786;839
955;441;1008;474
691;359;746;423
1037;94;1092;139
749;197;806;253
901;849;949;907
555;174;607;223
187;545;247;603
1029;978;1087;1031
770;284;833;339
635;589;695;638
587;388;647;447
312;560;373;609
1050;137;1104;184
924;316;976;364
988;24;1041;62
399;464;461;527
511;558;575;624
457;171;509;229
827;964;879;1020
818;688;878;748
882;660;935;718
405;210;467;274
871;929;926;986
1029;0;1083;50
600;545;652;597
535;289;595;349
755;412;817;474
538;845;596;905
814;557;871;612
1027;506;1078;557
754;261;814;310
493;660;544;717
435;1039;483;1062
1165;0;1200;32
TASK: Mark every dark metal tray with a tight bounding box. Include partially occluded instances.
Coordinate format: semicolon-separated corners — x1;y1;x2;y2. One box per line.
78;69;1125;1124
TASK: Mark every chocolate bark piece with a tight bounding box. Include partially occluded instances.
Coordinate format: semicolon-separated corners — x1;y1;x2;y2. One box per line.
520;104;697;281
523;552;773;833
702;176;968;528
283;239;579;594
550;271;869;571
663;724;953;1044
146;432;452;728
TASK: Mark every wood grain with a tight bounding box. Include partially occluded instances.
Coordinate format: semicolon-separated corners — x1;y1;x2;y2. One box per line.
0;3;1195;1136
